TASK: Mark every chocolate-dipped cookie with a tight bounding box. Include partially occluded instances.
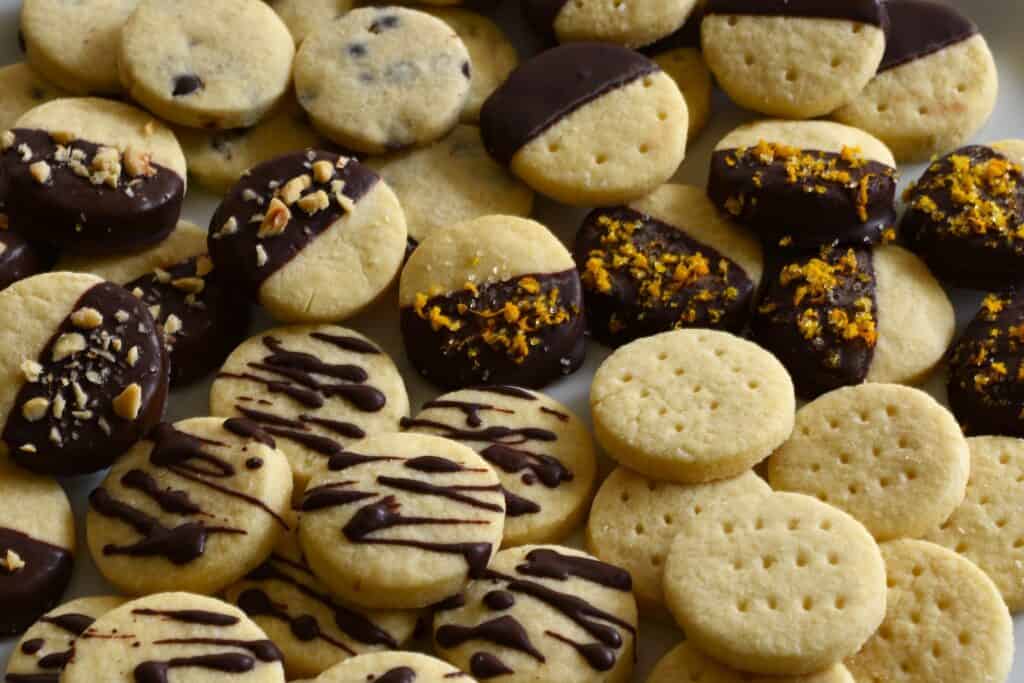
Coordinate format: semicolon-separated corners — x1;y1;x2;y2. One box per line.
708;120;898;249
752;245;955;398
0;228;41;292
208;150;407;323
0;272;169;476
574;183;762;347
59;221;250;386
399;216;586;390
901;142;1024;288
3;98;187;253
480;43;688;206
0;456;75;635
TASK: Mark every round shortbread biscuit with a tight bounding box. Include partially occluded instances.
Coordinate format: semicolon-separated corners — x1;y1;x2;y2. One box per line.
768;383;970;542
316;651;474;683
700;1;886;118
590;329;795;483
845;539;1013;683
832;0;998;162
924;436;1024;611
523;0;697;48
651;47;712;140
0;63;63;131
62;591;287;683
664;491;887;676
646;642;855;683
298;432;505;610
266;0;354;45
586;466;770;612
480;43;687;206
402;385;597;547
295;7;471;154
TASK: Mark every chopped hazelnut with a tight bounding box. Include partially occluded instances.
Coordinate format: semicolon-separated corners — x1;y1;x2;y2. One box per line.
214;216;239;239
279;174;312;205
72;381;88;409
256;244;269;268
153;268;171;284
124;146;156;177
126;346;140;367
115;309;131;323
195;255;214;277
18;444;36;453
21;397;50;422
29;161;50;184
1;549;25;573
258;198;291;238
112;383;142;421
297;189;330;215
172;277;205;294
164;314;182;335
1;130;15;150
312;160;334;183
90;146;122;188
52;332;86;362
20;359;43;383
52;393;66;419
71;307;103;329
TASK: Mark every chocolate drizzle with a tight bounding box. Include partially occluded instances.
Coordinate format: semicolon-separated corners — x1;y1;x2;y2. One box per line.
0;528;73;636
480;44;659;166
131;608;240;626
705;0;884;25
133;653;258;683
39;613;95;636
469;652;513;679
437;615;545;662
879;0;978;72
516;548;632;590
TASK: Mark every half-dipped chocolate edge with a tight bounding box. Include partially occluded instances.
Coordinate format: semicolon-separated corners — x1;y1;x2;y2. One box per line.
705;0;884;26
0;528;73;636
879;0;978;72
480;43;660;166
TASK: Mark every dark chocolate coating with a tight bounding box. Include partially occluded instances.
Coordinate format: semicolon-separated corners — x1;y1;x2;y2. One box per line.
573;206;755;347
708;147;897;249
2;129;184;253
751;246;878;399
0;229;40;291
705;0;884;25
401;270;586;390
901;145;1024;289
208;150;379;299
640;8;704;55
4;282;170;476
521;0;568;42
0;528;73;636
124;256;251;386
879;0;977;72
480;44;659;166
948;291;1024;437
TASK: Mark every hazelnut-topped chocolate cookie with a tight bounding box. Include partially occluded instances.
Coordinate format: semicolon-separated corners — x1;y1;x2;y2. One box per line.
574;183;762;347
399;215;586;390
208;150;406;324
4;98;186;253
708;120;898;249
901;142;1024;288
0;272;169;476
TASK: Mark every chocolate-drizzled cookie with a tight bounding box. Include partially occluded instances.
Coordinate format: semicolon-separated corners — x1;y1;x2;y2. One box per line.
0;272;169;476
86;417;292;596
208;149;407;323
0;228;40;291
399;216;586;390
434;545;638;683
314;651;472;683
574;183;761;347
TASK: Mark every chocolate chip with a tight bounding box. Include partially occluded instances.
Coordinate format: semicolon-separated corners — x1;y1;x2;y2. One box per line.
347;42;367;57
172;73;204;97
368;15;399;33
359;72;375;84
462;61;471;78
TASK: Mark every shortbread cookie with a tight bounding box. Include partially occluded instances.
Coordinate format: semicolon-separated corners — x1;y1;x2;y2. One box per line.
0;229;41;292
752;245;955;398
317;652;473;683
434;545;638;683
574;183;763;347
901;143;1024;287
295;7;470;154
0;272;169;475
0;63;63;130
647;642;855;683
833;0;998;162
664;491;886;675
587;466;770;612
62;591;286;683
402;385;597;546
209;325;410;492
768;383;969;541
224;511;417;679
708;120;897;249
399;215;586;390
591;328;794;483
298;432;505;610
5;98;187;252
425;9;518;123
845;539;1013;683
365;125;534;250
207;150;406;323
5;596;126;681
87;417;292;596
176;95;324;194
267;0;354;45
0;456;74;635
118;0;295;129
20;0;137;95
924;436;1024;611
649;47;712;140
947;292;1024;436
480;43;687;206
59;221;250;386
701;0;885;118
523;0;697;48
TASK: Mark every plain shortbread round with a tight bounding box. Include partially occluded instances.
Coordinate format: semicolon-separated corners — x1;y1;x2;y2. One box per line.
0;63;63;131
664;491;887;676
845;539;1013;683
652;47;712;140
768;383;970;542
294;6;471;154
590;328;795;483
266;0;354;45
646;642;855;683
316;651;474;683
541;0;697;48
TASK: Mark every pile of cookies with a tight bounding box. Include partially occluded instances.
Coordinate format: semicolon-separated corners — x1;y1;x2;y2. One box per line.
0;0;1020;682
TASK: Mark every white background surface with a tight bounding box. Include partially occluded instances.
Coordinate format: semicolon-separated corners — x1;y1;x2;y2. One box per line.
0;0;1022;680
